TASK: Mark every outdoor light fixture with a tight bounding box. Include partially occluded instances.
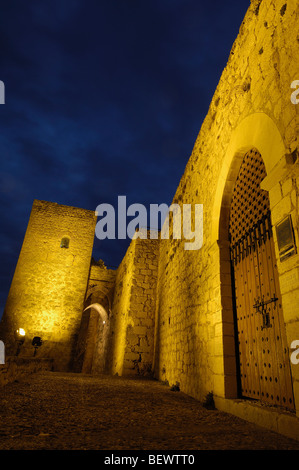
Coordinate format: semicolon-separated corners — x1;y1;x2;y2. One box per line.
14;328;26;356
15;328;26;341
32;336;43;356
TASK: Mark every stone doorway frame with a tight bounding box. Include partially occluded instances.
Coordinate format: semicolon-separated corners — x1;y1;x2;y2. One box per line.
210;112;298;415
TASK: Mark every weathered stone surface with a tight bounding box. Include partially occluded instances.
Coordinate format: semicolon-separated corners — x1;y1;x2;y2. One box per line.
0;200;97;371
1;0;299;440
107;233;159;376
152;0;299;413
0;371;298;450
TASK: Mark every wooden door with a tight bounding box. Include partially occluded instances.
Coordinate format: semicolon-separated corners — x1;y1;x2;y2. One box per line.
229;149;294;410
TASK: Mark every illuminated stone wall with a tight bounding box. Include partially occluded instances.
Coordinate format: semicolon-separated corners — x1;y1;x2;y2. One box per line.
73;262;116;374
107;233;159;376
0;200;97;371
262;153;299;408
153;0;299;414
1;0;299;427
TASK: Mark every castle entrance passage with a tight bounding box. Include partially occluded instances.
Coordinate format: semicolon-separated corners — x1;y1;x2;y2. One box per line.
229;149;294;411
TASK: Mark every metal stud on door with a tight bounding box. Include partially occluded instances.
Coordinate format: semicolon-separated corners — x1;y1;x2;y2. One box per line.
229;149;294;410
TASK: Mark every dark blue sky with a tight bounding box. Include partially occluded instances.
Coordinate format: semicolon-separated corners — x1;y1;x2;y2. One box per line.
0;0;249;316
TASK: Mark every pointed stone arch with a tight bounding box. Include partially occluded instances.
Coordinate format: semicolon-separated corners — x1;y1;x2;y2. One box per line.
211;112;287;246
211;113;289;400
84;303;108;323
74;303;110;374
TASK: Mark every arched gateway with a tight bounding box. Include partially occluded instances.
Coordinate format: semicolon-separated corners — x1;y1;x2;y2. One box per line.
229;148;294;410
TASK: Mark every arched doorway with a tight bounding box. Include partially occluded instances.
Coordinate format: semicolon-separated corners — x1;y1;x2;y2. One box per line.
82;303;109;374
74;303;109;374
229;148;294;410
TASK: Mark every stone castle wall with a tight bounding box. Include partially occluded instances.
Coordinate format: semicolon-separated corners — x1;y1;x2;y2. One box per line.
153;0;299;413
107;232;159;376
1;0;299;428
73;263;116;374
0;200;97;371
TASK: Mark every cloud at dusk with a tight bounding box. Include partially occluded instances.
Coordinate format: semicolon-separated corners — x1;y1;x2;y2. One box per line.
0;0;249;316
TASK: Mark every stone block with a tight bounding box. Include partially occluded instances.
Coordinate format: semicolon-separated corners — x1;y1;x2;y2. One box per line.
133;326;147;336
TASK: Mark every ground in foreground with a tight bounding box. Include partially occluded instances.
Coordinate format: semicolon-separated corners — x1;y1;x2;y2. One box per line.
0;371;298;450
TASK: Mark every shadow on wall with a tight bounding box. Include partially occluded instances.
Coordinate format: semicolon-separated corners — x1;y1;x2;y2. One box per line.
73;303;109;374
